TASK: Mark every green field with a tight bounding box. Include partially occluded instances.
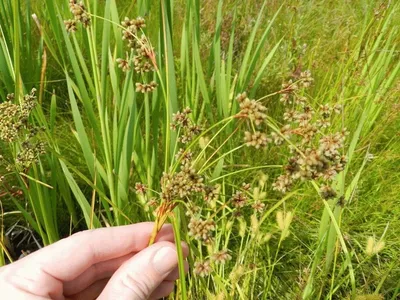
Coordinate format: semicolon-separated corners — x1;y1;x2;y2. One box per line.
0;0;399;299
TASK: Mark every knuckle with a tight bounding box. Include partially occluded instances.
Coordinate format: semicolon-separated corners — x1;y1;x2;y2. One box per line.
121;271;153;300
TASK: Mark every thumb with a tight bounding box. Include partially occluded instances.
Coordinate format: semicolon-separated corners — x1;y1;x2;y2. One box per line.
97;241;179;300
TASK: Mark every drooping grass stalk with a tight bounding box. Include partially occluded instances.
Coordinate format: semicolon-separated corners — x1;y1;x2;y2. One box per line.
197;126;242;174
198;144;245;174
209;165;282;183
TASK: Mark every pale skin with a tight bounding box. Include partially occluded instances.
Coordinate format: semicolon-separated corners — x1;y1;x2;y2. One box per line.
0;222;189;300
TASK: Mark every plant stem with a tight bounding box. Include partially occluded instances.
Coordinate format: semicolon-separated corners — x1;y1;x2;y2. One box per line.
171;212;188;300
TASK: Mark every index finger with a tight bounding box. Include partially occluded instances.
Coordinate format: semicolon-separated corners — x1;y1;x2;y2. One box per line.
18;222;174;281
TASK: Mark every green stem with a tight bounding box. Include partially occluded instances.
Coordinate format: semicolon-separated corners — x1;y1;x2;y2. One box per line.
12;0;20;101
86;26;118;224
171;212;188;300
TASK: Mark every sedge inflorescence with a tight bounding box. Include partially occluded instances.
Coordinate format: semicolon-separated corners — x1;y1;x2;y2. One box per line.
116;16;158;94
269;70;347;199
64;0;91;32
137;69;349;281
236;93;271;150
0;89;46;171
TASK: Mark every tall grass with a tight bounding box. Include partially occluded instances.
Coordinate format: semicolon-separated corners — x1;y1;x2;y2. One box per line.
0;0;399;299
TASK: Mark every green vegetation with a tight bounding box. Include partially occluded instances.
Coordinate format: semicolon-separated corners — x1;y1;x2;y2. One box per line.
0;0;399;299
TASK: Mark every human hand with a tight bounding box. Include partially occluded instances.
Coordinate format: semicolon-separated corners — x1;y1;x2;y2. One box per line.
0;222;189;300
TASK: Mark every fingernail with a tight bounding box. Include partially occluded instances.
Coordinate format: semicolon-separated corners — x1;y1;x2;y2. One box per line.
153;247;178;275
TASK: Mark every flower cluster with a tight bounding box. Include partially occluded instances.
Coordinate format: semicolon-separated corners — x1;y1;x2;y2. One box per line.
236;92;267;126
188;217;215;244
230;190;248;208
0;89;46;171
116;57;130;72
236;92;271;150
170;107;202;144
134;182;147;195
135;81;158;93
64;0;91;32
160;133;205;204
117;16;157;94
252;200;265;213
203;185;220;202
211;249;232;264
161;163;204;202
0;89;37;143
244;131;270;148
15;140;46;170
193;249;232;278
119;17;154;73
175;148;193;165
270;70;348;199
194;260;212;277
121;17;146;49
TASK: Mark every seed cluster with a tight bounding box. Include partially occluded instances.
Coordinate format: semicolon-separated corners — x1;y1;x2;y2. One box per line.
237;92;267;126
175;148;194;165
170;107;202;144
252;200;265;213
134;182;147;195
121;17;146;49
119;17;154;74
203;185;220;202
15;141;46;170
0;90;37;143
135;81;158;93
236;92;271;149
116;16;158;94
211;249;232;264
116;57;130;72
160;113;204;202
244;131;270;148
161;163;204;202
188;217;215;244
230;190;248;208
194;260;212;277
64;0;91;32
0;89;46;171
270;70;348;199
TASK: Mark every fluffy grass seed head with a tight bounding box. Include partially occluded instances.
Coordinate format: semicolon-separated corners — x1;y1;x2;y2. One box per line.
365;237;385;256
276;210;293;240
